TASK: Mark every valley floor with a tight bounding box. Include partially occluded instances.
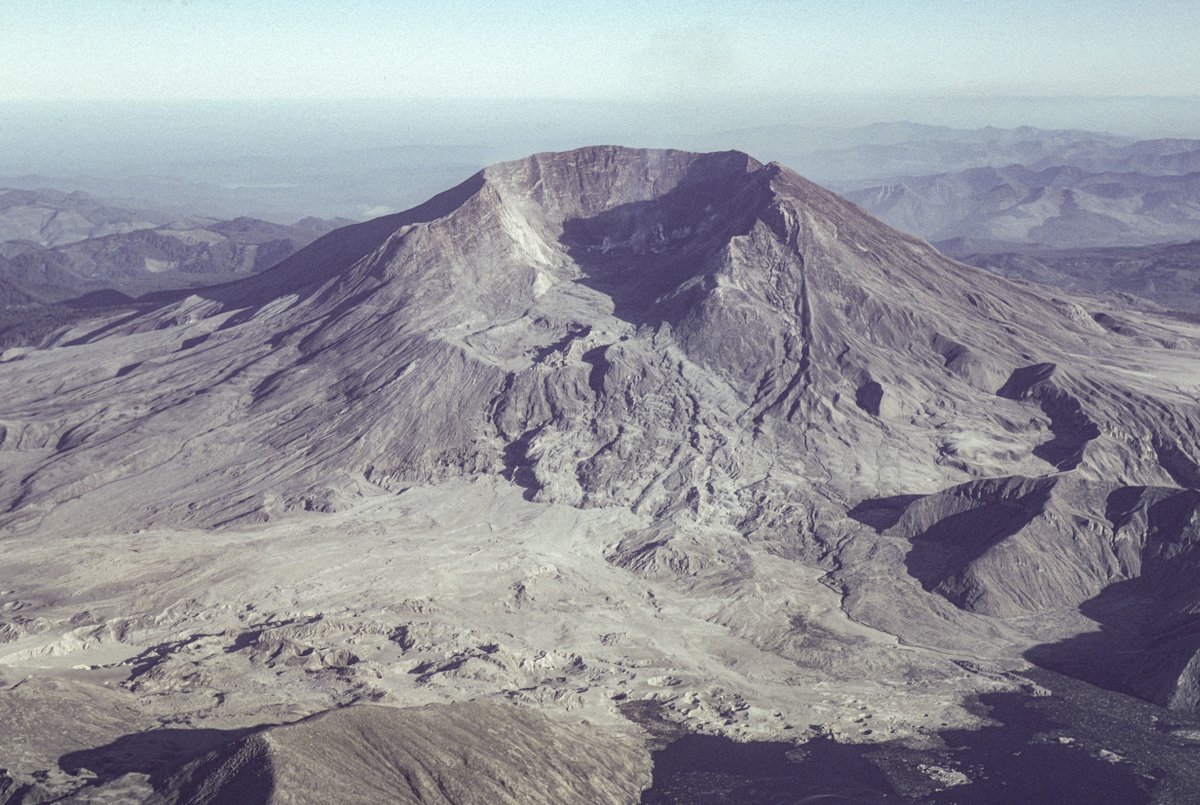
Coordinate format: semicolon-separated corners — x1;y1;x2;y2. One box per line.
2;480;1010;801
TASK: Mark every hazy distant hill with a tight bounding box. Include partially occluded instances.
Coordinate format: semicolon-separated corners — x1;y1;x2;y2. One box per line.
846;165;1200;248
0;213;351;303
0;187;169;248
0;195;351;347
740;126;1200;252
715;122;1138;185
1052;138;1200;175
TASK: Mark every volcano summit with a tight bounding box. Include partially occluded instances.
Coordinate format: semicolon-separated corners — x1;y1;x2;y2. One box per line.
3;146;1200;801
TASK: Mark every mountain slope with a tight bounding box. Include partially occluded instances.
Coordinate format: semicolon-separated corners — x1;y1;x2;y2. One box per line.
143;702;650;805
5;146;1200;797
0;152;1051;525
6;147;1191;527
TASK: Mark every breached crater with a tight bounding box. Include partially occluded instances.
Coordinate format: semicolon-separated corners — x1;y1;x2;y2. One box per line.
3;146;1200;801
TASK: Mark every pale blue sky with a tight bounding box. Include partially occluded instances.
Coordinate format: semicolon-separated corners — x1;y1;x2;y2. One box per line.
3;0;1198;101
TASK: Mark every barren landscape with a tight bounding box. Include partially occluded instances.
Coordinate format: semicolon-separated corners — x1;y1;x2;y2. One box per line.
0;144;1199;801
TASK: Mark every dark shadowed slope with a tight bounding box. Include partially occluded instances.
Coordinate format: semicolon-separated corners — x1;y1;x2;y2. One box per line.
147;702;650;805
952;239;1200;315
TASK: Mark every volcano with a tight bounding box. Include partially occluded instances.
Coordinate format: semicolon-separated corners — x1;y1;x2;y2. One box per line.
4;146;1200;800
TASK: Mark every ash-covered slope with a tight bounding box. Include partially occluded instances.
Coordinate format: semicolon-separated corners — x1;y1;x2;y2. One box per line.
0;148;1137;525
143;702;649;805
3;146;1200;712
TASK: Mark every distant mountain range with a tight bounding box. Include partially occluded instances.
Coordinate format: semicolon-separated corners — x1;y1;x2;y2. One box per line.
0;187;168;248
1;213;350;301
718;122;1138;185
713;124;1200;257
0;189;350;347
719;122;1200;185
845;165;1200;249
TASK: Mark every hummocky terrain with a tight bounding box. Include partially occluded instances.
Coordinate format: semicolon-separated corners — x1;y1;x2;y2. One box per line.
3;146;1200;801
